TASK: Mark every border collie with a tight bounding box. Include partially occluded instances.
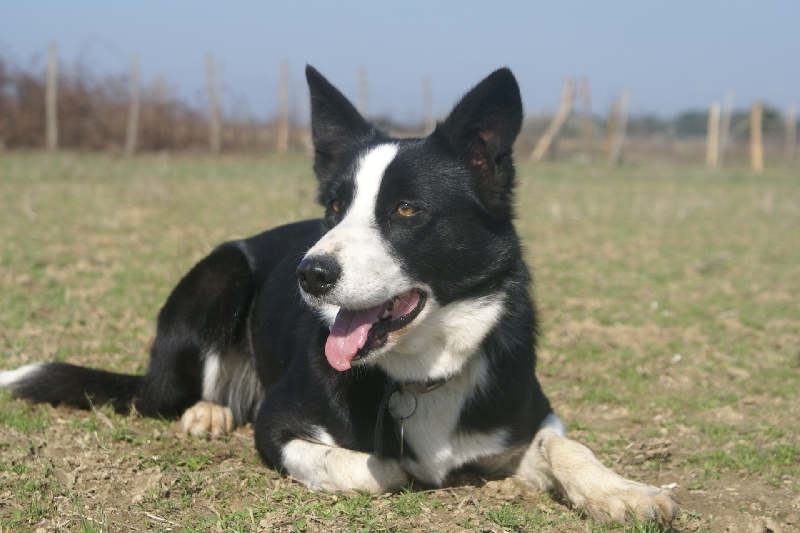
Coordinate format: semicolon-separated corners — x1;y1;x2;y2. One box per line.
1;66;676;524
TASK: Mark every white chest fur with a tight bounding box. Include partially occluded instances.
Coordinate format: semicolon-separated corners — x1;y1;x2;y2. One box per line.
388;355;509;486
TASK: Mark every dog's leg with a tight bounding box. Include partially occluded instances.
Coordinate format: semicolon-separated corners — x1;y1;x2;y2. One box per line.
514;414;677;525
280;434;408;494
135;241;258;438
178;348;261;438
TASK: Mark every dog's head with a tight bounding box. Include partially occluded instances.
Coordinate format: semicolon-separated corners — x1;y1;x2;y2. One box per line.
297;66;523;377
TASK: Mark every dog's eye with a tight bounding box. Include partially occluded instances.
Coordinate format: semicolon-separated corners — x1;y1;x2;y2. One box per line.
330;199;343;214
395;202;417;217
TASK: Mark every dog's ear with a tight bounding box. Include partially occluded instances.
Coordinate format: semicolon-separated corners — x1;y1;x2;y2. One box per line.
306;65;378;182
435;68;523;218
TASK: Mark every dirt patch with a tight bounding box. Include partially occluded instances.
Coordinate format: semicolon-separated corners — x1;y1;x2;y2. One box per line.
1;401;797;531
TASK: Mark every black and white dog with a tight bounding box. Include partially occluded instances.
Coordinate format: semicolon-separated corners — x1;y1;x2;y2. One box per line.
1;67;676;524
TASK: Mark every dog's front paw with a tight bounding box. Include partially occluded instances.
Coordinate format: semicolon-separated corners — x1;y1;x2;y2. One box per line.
309;453;409;494
552;444;677;524
574;476;677;525
281;437;410;494
180;401;234;438
535;431;678;525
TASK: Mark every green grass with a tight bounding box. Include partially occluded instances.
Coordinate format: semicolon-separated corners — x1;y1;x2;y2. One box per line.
486;502;547;530
0;392;52;432
682;420;800;488
1;152;799;531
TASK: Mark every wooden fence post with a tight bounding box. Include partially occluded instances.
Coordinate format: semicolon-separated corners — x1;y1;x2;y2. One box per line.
530;78;574;162
358;66;368;117
750;102;763;174
422;76;434;133
719;90;734;165
706;102;720;168
277;61;289;153
580;77;592;148
608;89;630;166
205;54;222;154
785;104;797;163
124;54;140;156
605;98;619;162
45;43;58;151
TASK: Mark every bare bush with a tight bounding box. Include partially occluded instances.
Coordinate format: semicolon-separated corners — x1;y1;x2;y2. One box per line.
0;55;285;153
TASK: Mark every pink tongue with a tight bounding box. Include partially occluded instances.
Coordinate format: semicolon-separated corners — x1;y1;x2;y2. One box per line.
325;305;385;371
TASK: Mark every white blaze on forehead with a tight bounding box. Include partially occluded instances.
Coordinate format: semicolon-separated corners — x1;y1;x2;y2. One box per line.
346;143;399;225
302;142;412;311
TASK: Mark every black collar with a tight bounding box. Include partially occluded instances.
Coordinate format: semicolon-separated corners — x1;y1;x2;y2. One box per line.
373;376;452;456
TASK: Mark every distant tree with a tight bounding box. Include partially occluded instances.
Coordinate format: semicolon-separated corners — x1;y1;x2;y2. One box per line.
674;110;708;137
627;114;669;136
725;105;783;138
672;105;784;139
758;105;783;137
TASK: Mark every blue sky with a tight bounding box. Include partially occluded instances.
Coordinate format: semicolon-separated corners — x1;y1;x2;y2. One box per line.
1;1;797;123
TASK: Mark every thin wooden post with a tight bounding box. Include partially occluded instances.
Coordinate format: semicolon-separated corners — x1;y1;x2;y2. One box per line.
785;104;797;163
580;77;592;147
422;76;434;133
276;61;289;153
608;89;630;166
605;98;619;162
530;78;574;162
750;102;763;174
719;90;734;166
358;66;368;117
124;54;140;156
205;54;221;154
706;102;720;168
45;43;58;151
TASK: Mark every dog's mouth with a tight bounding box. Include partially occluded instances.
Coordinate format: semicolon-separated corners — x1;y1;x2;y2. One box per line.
324;289;426;371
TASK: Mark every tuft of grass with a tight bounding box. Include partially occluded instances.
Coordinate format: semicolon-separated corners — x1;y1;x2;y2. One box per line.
590;517;667;533
687;443;800;487
389;487;432;517
0;395;51;432
486;502;544;530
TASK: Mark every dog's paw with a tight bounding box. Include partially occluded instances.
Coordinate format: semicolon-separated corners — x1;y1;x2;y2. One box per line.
311;456;409;494
576;477;677;525
281;437;410;494
180;401;234;438
536;432;678;526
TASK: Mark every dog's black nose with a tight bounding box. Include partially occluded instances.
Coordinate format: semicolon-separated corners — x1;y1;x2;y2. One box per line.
296;256;341;296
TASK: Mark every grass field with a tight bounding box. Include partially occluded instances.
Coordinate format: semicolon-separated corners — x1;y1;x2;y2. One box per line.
1;151;798;532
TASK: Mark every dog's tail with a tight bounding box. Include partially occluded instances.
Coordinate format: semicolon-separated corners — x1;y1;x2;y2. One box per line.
0;362;143;413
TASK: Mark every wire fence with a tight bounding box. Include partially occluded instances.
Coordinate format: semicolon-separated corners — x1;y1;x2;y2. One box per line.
0;49;796;169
